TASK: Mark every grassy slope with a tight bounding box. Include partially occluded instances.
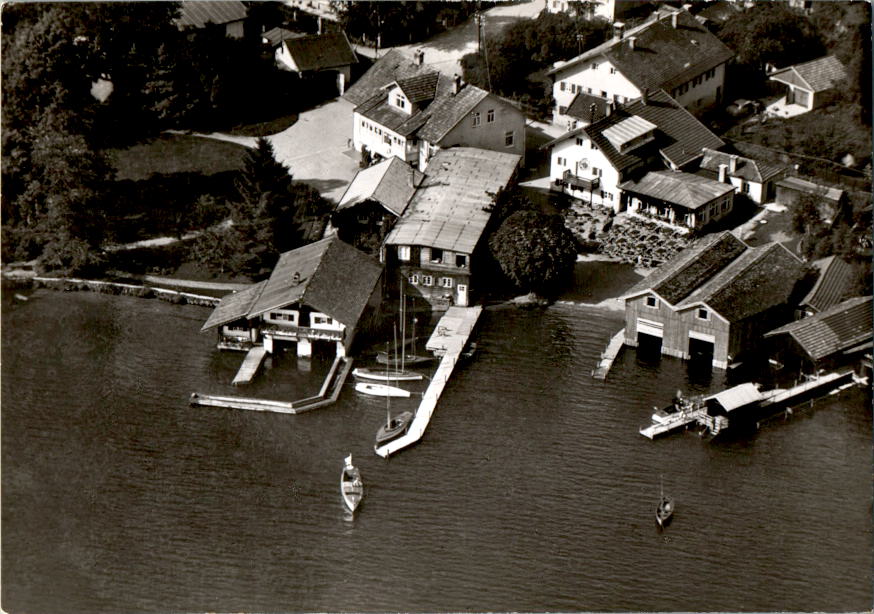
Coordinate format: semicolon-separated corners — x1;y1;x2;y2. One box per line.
108;135;247;181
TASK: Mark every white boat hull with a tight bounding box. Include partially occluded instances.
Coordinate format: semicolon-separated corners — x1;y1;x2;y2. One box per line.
355;382;411;398
352;368;423;382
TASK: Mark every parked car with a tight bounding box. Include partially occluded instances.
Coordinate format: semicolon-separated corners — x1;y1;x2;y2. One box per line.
726;99;762;117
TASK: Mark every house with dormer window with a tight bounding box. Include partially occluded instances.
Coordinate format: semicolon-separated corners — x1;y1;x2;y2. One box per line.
546;89;729;228
547;7;732;126
345;49;525;171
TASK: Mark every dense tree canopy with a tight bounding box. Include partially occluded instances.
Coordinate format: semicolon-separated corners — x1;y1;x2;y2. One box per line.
489;209;579;296
461;12;609;116
335;1;487;47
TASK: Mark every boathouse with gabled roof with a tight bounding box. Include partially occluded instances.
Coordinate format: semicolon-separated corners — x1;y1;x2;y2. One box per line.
384;146;521;309
201;236;384;357
621;231;805;368
764;296;872;372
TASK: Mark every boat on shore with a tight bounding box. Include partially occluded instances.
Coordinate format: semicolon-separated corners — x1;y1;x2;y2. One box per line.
355;382;411;398
656;476;674;528
352;367;423;382
340;454;363;513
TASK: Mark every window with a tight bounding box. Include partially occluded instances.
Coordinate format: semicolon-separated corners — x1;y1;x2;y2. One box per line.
697;308;709;321
440;277;454;288
600;90;607;98
487;109;495;123
270;311;294;322
472;112;481;127
455;254;468;268
576;137;584;146
557;156;566;166
587;87;592;94
609;67;617;74
722;199;730;211
742;182;750;194
591;142;599;150
430;248;443;263
504;131;515;147
591;62;598;70
422;275;433;286
361;120;365;127
394;95;406;109
398;246;411;261
560;81;566;91
601;191;613;201
384;135;391;145
645;296;658;308
409;274;419;285
591;166;602;177
558;105;568;115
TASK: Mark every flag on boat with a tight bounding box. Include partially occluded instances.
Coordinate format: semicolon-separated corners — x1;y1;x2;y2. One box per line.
344;454;353;467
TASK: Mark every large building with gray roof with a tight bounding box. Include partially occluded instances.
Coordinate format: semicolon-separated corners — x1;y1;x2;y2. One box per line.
622;231;804;368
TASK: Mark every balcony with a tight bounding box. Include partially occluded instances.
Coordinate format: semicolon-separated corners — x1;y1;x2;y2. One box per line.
562;170;600;192
262;324;344;342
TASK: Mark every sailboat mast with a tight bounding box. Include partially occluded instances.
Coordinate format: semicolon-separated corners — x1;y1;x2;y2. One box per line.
386;340;392;428
400;286;406;372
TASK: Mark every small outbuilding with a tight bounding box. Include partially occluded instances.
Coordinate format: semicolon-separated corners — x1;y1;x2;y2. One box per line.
273;32;357;95
768;55;847;116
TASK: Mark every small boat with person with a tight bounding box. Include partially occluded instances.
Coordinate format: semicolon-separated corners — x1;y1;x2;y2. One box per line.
656;475;674;528
340;454;363;513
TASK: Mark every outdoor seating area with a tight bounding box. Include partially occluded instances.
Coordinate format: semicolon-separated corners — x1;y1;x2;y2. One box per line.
598;216;692;269
562;201;615;245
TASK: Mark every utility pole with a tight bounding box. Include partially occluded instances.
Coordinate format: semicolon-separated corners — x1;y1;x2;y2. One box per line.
475;12;483;53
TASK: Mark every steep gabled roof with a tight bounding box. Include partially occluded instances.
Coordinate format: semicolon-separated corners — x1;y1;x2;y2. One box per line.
237;236;383;327
623;231;748;303
416;84;490;143
281;32;357;72
201;281;268;332
800;255;856;313
765;296;872;361
177;1;247;28
262;27;304;47
548;7;733;93
566;92;610;122
770;55;847;93
344;49;433;106
547;89;723;171
394;73;440;103
619;170;735;210
385;147;520;254
699;148;787;183
337;157;424;217
676;242;804;322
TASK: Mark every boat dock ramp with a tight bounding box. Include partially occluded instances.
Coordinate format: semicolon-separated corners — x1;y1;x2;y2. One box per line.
191;355;353;414
374;305;482;458
232;346;268;385
592;328;625;380
640;370;857;440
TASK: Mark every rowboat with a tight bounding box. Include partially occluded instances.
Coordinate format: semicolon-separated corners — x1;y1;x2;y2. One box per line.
340;454;363;513
375;410;414;447
355;382;410;398
352;367;423;382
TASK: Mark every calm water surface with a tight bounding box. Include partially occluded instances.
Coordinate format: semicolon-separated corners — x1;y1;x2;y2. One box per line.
2;289;871;613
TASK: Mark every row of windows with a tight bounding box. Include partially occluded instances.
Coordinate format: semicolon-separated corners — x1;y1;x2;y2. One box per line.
554;157;602;177
397;246;468;268
409;274;454;288
574;137;599;150
673;67;718;97
645;295;710;320
471;108;496;127
557;83;627;106
361;119;403;146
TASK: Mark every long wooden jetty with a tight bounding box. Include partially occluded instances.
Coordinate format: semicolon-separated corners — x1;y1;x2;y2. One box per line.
374;306;482;458
191;355;352;414
232;346;267;385
592;328;625;380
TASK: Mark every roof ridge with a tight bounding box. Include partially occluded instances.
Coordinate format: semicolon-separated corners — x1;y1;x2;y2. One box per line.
300;236;336;306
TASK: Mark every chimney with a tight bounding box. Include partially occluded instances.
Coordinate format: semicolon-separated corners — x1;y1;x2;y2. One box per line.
627;36;636;50
415;49;424;66
671;11;679;29
718;163;728;184
613;22;625;40
729;154;738;174
452;74;462;95
589;103;597;125
641;87;649;106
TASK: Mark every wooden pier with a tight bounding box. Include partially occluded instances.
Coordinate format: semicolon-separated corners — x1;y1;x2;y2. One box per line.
592;328;625;380
374;306;482;458
191;356;352;414
232;346;267;385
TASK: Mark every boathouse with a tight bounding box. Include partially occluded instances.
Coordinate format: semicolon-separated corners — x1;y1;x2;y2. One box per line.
764;296;872;373
383;146;521;309
201;236;384;357
622;231;804;369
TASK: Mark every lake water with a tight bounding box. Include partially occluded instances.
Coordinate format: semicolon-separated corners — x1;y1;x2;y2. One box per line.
2;289;871;613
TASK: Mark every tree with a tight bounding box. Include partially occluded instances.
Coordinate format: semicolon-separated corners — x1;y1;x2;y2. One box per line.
489;210;579;296
236;138;294;207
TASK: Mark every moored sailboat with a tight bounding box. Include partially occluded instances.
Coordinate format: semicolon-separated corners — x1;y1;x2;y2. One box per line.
656;475;674;527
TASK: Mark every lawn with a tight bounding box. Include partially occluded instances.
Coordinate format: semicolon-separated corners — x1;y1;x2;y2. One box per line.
108;135;248;181
226;113;299;137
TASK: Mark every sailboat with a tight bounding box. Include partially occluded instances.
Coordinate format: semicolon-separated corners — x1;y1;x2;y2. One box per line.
354;341;412;397
655;475;674;527
377;286;433;366
375;371;414;448
354;325;424;382
340;454;363;513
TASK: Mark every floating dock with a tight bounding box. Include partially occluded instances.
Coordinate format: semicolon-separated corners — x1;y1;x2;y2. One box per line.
232;346;267;385
592;328;625;380
374;306;482;458
191;355;352;414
